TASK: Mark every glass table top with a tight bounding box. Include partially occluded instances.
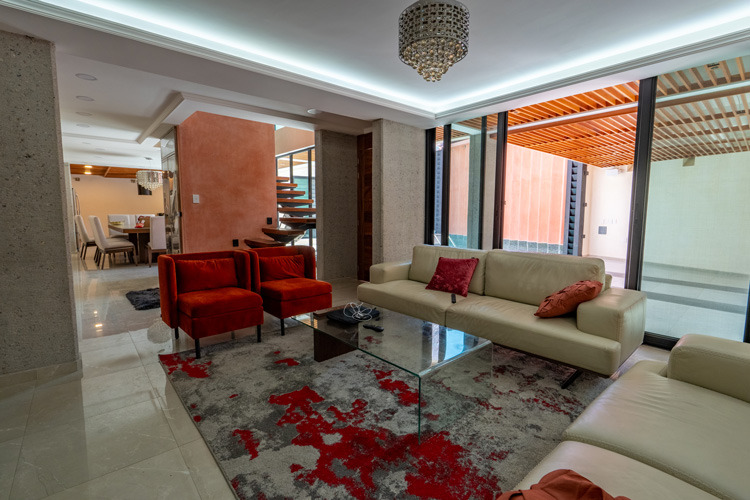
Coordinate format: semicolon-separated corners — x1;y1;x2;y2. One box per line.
294;305;491;378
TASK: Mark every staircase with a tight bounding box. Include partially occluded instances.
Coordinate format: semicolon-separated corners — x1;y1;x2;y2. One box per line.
245;176;316;248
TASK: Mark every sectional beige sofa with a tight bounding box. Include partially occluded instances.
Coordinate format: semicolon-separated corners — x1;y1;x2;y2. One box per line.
357;245;646;376
515;334;750;500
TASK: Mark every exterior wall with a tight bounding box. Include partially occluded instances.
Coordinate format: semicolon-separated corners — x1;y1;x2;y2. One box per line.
72;175;164;238
372;119;425;264
502;144;567;252
0;30;79;375
644;151;750;273
583;167;633;260
275;127;315;155
176;112;276;253
314;130;358;280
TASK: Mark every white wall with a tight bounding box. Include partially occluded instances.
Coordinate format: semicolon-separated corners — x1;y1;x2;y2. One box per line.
643;151;750;273
72;175;164;237
584;167;633;260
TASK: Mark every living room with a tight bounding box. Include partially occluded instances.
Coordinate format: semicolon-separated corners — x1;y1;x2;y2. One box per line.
2;1;750;499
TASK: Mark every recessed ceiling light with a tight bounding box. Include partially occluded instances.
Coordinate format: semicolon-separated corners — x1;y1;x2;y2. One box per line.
84;165;92;169
76;124;90;128
307;109;322;115
76;111;93;116
75;73;97;81
76;96;94;101
84;171;92;175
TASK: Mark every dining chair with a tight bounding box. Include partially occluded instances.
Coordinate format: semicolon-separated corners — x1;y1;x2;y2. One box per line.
89;216;136;269
74;215;98;261
136;214;155;225
107;214;130;238
147;216;167;267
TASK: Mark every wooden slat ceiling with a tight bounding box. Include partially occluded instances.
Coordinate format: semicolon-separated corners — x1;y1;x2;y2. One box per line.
439;55;750;168
69;164;161;178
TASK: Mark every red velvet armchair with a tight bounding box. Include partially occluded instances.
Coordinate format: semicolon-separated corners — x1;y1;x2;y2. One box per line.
158;250;264;358
248;246;332;336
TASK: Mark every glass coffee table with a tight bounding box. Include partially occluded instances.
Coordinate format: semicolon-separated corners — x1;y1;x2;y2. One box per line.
294;305;492;441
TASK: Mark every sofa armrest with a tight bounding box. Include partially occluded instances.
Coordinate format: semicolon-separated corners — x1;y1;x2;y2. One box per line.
369;260;411;284
576;288;646;362
667;334;750;404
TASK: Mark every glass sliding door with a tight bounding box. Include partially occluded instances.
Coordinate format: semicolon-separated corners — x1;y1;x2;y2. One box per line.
447;119;485;249
641;55;750;342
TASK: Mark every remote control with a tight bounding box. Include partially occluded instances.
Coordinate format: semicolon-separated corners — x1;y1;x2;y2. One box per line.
451;293;456;303
363;324;384;332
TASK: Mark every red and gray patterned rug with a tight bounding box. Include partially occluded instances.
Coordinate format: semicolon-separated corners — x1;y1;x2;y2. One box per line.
160;325;611;500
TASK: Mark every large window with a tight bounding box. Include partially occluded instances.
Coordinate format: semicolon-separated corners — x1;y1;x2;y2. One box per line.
641;55;750;342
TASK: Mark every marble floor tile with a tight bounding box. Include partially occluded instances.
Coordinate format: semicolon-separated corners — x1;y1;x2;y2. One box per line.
0;382;34;444
134;339;179;366
77;332;134;354
143;363;171;400
179;439;235;500
81;342;144;378
11;399;177;500
27;366;158;434
43;448;201;500
0;438;22;500
159;393;201;446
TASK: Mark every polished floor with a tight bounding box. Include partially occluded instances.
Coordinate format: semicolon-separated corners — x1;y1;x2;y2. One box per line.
0;254;666;500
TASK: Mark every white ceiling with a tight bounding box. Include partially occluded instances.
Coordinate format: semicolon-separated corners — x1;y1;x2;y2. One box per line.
1;0;750;169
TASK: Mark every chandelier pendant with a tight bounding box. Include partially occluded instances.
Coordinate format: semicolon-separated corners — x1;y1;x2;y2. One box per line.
136;170;164;191
398;0;470;82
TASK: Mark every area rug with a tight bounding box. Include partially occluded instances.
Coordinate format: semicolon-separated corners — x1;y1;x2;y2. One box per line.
125;287;160;310
160;329;611;500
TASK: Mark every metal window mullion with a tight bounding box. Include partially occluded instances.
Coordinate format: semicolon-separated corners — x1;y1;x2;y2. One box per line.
424;128;437;244
441;125;452;247
493;112;509;248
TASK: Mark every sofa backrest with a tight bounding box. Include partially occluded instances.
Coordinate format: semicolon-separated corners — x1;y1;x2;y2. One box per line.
408;245;488;295
485;250;605;306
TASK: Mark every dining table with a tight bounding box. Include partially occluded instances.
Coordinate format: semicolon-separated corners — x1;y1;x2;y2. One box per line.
108;223;151;264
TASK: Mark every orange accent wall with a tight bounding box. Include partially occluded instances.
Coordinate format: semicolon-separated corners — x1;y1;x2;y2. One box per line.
176;112;276;253
503;144;567;244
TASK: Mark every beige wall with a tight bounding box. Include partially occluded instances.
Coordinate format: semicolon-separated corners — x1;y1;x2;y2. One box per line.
583;167;633;260
73;174;164;237
276;127;315;155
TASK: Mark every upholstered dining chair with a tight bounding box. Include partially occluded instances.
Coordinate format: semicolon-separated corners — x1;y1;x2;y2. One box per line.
89;216;136;269
247;246;332;336
158;251;264;358
74;215;98;261
106;214;131;238
147;216;167;267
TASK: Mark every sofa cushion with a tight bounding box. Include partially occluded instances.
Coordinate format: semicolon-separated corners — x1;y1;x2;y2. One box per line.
564;360;750;500
445;295;621;375
515;442;717;500
175;258;238;294
535;280;603;318
177;287;262;317
358;280;477;325
485;251;605;306
261;278;332;302
259;254;306;282
408;245;487;295
425;257;479;297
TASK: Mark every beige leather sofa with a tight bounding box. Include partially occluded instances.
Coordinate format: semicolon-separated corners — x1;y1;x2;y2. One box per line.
516;334;750;500
358;245;646;375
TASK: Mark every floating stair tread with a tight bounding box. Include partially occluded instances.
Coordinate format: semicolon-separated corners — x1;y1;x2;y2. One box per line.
276;182;298;189
277;190;306;198
276;176;289;182
277;198;314;206
278;207;316;214
280;217;317;224
244;238;285;248
263;228;306;236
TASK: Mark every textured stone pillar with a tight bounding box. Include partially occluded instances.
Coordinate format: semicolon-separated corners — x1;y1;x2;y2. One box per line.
372;119;425;264
314;130;358;280
0;30;79;376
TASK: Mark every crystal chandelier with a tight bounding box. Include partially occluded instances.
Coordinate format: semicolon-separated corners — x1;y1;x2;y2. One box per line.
136;170;163;191
398;0;470;82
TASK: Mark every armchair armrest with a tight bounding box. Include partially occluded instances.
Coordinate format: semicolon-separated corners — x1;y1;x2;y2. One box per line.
577;288;646;363
158;255;178;328
667;334;750;404
369;260;411;284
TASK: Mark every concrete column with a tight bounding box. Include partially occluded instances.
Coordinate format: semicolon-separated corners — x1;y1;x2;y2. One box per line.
314;130;358;280
372;119;425;264
0;30;79;376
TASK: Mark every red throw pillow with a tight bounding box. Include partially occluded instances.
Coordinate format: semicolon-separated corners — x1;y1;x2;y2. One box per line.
259;254;306;282
535;280;603;318
425;257;479;297
496;469;630;500
175;258;238;294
